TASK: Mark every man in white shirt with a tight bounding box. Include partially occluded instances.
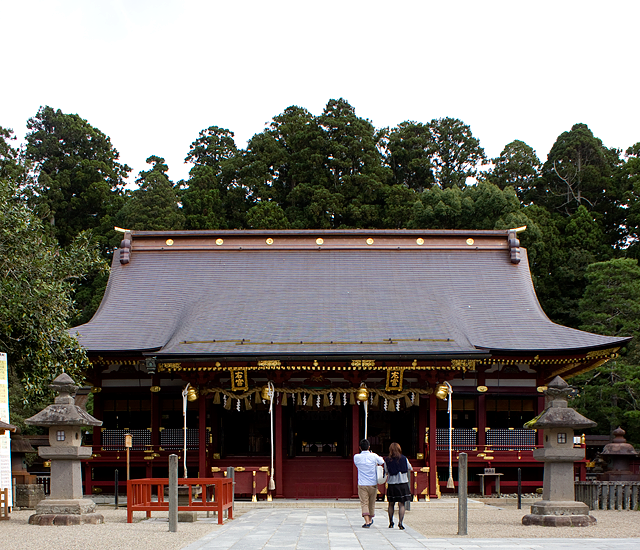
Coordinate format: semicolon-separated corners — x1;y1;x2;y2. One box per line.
353;438;384;527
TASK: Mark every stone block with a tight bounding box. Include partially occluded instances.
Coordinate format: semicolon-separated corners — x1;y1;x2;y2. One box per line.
522;513;596;527
35;498;97;515
178;511;199;522
15;484;45;509
530;500;590;516
29;512;104;525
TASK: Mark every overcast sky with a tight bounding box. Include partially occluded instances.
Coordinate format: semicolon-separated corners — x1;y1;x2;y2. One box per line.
2;0;638;184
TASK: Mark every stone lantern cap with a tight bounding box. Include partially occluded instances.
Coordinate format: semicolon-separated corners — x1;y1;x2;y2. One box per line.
601;427;639;457
24;373;102;428
526;376;596;430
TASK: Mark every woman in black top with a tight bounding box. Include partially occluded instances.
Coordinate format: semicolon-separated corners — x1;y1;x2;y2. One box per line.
384;442;413;529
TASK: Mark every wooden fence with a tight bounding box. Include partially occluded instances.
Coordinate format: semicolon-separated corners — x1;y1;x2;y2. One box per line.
0;488;9;520
575;481;640;510
127;477;233;524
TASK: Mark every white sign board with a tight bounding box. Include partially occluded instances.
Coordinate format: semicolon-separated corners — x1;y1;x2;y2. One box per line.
0;352;12;507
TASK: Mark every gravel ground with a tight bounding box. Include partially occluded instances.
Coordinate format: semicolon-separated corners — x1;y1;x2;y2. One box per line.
1;501;639;550
0;507;230;550
406;500;640;539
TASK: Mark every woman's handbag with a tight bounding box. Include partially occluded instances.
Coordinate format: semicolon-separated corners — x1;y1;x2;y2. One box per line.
377;463;388;485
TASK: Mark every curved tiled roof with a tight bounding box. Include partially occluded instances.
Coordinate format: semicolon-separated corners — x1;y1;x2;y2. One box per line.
70;230;628;359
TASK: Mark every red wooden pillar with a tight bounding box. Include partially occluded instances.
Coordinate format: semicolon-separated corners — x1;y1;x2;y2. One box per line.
428;394;438;498
275;399;284;498
89;385;102;493
198;394;206;477
537;395;545;447
93;386;103;449
417;395;428;463
151;377;160;449
149;380;160;477
351;403;360;498
84;459;93;496
477;394;486;449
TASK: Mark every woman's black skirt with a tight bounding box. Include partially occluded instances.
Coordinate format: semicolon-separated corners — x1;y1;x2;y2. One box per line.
386;482;412;503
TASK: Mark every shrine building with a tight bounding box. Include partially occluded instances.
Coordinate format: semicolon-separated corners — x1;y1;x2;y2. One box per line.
71;229;630;499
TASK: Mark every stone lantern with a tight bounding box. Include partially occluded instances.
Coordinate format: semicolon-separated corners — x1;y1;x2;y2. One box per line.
25;373;103;525
597;427;640;481
522;376;597;527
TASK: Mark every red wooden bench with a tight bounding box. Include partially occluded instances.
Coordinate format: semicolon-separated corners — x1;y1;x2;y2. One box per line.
127;477;233;524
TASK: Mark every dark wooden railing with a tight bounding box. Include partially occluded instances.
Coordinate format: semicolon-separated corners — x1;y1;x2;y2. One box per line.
127;477;233;524
575;481;640;510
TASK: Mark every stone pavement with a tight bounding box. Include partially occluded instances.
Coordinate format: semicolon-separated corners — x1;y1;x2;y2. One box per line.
179;508;640;550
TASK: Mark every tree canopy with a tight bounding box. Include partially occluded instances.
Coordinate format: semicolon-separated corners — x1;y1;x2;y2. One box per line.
2;101;640;440
1;128;104;401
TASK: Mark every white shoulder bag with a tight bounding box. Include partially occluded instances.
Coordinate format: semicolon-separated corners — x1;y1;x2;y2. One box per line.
376;460;388;485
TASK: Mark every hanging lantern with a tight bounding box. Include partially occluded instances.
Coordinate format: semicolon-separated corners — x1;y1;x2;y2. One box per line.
435;383;450;400
186;386;199;401
355;385;369;402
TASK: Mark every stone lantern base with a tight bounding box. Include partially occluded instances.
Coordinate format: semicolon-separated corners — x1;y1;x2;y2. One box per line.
28;499;104;526
522;500;596;527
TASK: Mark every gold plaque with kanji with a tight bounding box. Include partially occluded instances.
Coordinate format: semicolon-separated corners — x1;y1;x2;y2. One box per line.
386;368;403;391
231;369;248;391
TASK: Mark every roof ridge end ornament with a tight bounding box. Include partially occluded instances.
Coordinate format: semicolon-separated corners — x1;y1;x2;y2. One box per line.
507;227;525;264
115;227;132;265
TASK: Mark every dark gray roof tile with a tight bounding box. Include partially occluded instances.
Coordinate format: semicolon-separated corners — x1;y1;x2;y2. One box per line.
71;232;628;358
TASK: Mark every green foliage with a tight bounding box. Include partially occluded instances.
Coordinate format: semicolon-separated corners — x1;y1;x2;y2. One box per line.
531;207;611;328
24;106;130;253
1;134;105;400
571;361;640;446
569;258;640;444
7;371;49;434
6;102;640;421
407;181;526;230
579;258;640;360
117;156;184;231
536;123;626;249
246;201;290;229
426;117;486;189
385;118;486;191
624;143;640;259
385;122;434;192
488;140;541;202
182;126;243;229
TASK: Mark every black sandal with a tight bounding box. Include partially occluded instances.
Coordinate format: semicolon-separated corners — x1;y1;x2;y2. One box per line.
398;523;405;530
389;522;394;528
